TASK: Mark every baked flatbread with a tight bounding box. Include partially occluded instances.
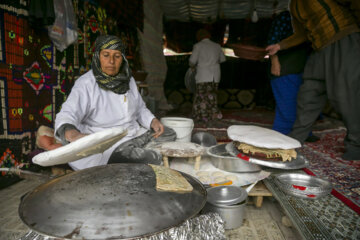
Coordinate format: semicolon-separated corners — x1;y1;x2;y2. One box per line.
235;141;297;162
149;164;193;193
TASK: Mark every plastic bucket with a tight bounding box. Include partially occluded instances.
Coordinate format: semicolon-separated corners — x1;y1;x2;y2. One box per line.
160;117;194;142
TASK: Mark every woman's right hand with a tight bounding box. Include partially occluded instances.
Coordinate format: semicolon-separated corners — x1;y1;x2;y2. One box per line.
65;129;88;142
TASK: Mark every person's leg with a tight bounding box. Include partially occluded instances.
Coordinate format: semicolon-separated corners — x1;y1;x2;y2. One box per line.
211;82;223;120
108;127;176;164
325;33;360;160
271;74;302;134
289;51;327;143
192;83;205;123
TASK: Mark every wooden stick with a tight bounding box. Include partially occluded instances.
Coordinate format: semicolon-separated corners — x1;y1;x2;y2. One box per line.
194;156;201;170
163;156;169;168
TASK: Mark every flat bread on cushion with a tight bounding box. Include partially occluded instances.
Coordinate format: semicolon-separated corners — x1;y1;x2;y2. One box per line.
227;125;301;150
149;164;193;193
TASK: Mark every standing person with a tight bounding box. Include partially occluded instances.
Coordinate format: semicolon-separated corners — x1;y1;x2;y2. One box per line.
266;0;360;160
189;29;226;124
54;35;176;170
267;11;313;136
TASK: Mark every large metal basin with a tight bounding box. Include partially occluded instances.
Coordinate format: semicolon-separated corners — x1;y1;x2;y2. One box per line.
207;144;261;172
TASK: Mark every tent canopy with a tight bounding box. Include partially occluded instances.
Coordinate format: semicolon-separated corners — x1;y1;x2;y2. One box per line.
159;0;289;23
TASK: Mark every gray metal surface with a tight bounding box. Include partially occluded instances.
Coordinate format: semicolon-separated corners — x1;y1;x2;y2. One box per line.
274;173;333;199
225;142;309;170
207;144;261;172
19;164;207;240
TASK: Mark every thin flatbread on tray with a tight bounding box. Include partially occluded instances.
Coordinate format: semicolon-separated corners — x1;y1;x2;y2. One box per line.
149;164;193;193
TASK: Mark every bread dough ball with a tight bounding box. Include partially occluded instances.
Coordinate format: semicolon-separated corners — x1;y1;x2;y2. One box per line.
214;176;226;183
196;171;210;177
198;176;211;183
211;171;225;177
226;175;238;182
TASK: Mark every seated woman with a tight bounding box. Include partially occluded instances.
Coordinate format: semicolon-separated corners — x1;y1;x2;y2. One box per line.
54;35;176;171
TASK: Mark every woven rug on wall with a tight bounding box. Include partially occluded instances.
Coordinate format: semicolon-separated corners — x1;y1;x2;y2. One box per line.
264;174;360;240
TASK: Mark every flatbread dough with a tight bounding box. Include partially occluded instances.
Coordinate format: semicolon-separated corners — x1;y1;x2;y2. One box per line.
227;125;301;149
33;127;127;166
198;176;211;183
211;171;225;177
226;175;238;182
149;164;193;193
214;176;226;183
196;171;210;177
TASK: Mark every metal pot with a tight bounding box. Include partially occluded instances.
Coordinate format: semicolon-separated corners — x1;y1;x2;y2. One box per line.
191;132;217;147
202;186;248;229
207;144;261;172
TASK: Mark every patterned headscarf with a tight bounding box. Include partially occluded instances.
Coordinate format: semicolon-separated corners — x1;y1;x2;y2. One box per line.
92;35;131;94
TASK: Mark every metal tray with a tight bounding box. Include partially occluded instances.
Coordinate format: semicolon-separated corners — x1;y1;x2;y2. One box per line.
225;142;309;170
207;144;261;172
19;164;207;239
274;173;332;199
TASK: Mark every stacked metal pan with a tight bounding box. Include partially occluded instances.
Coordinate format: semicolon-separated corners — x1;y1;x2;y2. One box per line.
274;173;333;199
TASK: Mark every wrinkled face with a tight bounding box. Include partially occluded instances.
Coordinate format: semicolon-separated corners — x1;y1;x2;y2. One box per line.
99;49;123;76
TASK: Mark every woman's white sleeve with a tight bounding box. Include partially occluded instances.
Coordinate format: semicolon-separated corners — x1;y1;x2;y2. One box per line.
54;81;90;134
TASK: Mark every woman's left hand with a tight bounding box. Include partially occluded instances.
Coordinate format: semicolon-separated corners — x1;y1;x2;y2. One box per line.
151;118;164;138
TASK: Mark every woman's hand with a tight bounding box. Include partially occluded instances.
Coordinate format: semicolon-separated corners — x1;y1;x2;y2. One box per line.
270;55;281;76
150;118;164;138
65;129;88;142
266;43;281;56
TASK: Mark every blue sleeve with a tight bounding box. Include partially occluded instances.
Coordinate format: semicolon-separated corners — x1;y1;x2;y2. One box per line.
267;11;293;45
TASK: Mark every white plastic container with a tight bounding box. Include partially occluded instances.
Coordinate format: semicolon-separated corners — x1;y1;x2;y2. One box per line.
160;117;194;142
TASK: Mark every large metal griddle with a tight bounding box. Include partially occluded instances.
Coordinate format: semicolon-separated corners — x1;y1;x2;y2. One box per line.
18;164;207;239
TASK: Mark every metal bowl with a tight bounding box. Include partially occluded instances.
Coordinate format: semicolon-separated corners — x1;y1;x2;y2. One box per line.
274;173;333;199
191;132;217;147
207;144;261;172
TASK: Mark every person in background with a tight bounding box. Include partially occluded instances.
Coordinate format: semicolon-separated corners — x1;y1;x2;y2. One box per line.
189;29;226;125
54;35;176;170
266;0;360;160
267;10;317;141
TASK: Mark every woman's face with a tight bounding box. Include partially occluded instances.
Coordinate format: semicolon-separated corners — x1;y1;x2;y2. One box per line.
99;49;123;76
